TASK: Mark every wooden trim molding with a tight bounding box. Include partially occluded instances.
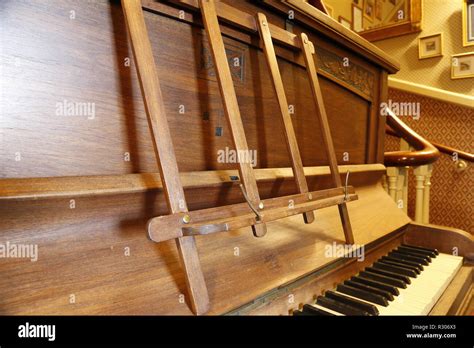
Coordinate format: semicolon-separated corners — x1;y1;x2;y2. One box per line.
307;0;328;15
0;164;386;202
388;77;474;108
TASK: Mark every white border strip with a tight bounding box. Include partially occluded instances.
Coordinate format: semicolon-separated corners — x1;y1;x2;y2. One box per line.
388;77;474;108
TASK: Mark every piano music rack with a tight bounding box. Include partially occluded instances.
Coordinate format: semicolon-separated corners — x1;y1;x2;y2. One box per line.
121;0;358;315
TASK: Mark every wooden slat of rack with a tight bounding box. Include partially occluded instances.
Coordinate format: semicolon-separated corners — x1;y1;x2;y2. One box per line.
148;188;357;243
200;0;266;238
122;0;209;315
256;13;314;224
0;164;386;201
300;33;354;245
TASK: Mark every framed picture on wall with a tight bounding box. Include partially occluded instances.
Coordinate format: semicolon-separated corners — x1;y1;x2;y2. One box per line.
451;52;474;79
462;0;474;46
375;0;382;20
418;33;443;59
364;0;375;21
339;16;352;30
352;3;364;32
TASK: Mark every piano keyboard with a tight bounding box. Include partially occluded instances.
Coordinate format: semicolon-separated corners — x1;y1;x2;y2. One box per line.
294;244;463;316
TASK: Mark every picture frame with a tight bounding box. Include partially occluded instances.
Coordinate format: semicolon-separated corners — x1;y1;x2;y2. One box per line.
364;0;375;21
359;0;422;41
375;0;382;20
462;0;474;47
339;16;352;30
418;33;443;59
352;3;364;32
451;52;474;79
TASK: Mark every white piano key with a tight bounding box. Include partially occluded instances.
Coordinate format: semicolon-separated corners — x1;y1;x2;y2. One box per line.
308;303;345;316
331;252;463;316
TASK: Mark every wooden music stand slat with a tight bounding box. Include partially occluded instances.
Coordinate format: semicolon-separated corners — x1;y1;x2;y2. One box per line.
123;0;357;315
121;0;209;315
148;186;357;242
256;13;315;225
200;0;267;238
299;32;355;245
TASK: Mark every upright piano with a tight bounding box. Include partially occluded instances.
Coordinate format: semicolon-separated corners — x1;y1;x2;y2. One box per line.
0;0;472;316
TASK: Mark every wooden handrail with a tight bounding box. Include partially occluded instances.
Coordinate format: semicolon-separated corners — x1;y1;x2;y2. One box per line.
429;141;474;163
385;113;473;163
384;109;440;167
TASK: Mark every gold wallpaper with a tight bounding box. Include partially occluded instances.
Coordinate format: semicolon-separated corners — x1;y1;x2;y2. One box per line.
324;0;473;94
374;0;474;94
385;88;474;234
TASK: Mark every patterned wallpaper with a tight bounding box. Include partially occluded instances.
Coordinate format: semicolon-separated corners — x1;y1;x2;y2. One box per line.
374;0;474;94
385;88;474;234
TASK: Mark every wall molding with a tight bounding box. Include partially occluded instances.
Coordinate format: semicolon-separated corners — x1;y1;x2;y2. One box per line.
388;77;474;108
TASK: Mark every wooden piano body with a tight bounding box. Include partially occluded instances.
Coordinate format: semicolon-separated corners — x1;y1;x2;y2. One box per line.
0;0;472;315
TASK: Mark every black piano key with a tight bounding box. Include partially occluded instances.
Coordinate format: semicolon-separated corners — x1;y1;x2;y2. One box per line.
365;267;411;284
393;249;432;263
359;270;407;289
388;251;430;266
398;245;437;258
316;296;371;316
351;275;400;296
325;290;379;315
301;304;335;316
378;259;421;274
402;243;439;255
392;248;431;263
337;283;389;307
344;279;394;301
381;256;424;271
373;261;417;278
387;251;428;267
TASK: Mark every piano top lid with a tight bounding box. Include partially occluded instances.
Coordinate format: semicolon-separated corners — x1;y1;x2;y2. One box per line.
262;0;401;74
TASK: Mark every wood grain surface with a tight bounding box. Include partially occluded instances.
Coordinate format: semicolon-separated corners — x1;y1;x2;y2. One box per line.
1;0;380;179
0;0;406;315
